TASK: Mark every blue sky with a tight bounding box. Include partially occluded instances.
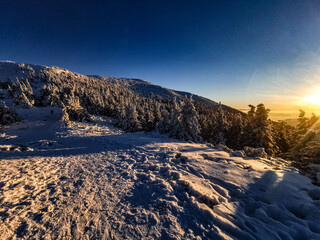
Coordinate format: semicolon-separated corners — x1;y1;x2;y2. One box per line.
1;0;320;112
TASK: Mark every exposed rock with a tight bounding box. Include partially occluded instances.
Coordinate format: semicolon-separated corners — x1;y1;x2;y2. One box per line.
231;150;245;158
244;146;267;158
217;144;231;153
254;148;267;158
243;146;254;157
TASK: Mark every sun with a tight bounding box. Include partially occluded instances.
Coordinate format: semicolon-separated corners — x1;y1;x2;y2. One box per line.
303;91;320;105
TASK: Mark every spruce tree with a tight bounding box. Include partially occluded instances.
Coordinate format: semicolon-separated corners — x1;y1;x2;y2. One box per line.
123;104;142;132
179;96;202;142
214;103;227;145
242;103;278;155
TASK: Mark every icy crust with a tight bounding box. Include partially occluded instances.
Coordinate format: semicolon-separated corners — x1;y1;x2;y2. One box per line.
0;110;320;239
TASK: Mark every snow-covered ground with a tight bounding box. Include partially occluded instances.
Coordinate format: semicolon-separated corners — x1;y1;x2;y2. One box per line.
1;108;320;239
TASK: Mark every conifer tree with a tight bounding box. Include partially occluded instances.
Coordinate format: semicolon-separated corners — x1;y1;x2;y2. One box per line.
10;79;35;108
214;103;227;145
242;103;278;155
157;98;182;137
179;96;202;142
123;104;142;132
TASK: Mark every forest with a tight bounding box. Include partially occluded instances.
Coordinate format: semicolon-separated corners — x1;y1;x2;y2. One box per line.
1;64;319;170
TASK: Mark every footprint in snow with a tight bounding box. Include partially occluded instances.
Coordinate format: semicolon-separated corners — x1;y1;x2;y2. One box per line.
73;179;84;187
15;221;28;238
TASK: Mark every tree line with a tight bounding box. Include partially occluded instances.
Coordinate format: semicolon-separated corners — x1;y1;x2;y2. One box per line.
2;64;319;165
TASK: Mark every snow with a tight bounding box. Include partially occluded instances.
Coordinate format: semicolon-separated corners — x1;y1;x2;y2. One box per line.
1;61;232;114
0;62;47;83
0;108;320;239
89;75;221;108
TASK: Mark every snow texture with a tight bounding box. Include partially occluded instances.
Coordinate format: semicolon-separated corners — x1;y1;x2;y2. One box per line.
0;107;320;239
88;75;221;108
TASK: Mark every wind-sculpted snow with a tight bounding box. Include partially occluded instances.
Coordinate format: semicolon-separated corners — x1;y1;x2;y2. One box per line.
0;109;320;239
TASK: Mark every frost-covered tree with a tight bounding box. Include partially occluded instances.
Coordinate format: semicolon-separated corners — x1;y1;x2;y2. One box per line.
225;113;244;149
296;110;319;136
122;104;142;132
213;103;228;145
157;97;182;138
40;84;61;107
297;109;308;134
153;101;162;126
247;104;256;121
286;110;320;167
115;102;126;128
61;107;70;123
255;103;278;154
168;98;183;138
63;94;91;122
157;97;201;142
10;79;35;108
156;108;171;133
0;105;20;129
272;120;295;153
178;96;202;142
142;104;155;131
242;103;278;155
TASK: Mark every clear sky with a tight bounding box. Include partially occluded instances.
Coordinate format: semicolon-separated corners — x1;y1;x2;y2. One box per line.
1;0;320;118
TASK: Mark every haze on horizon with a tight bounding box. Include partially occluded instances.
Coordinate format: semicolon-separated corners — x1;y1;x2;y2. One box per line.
1;0;320;119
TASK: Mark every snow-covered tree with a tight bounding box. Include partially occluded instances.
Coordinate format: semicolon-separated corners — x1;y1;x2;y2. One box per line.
123;104;142;132
157;97;202;142
63;94;91;122
157;98;182;137
10;79;35;108
214;103;227;145
242;103;278;155
0;105;20;128
61;107;70;123
142;104;155;131
178;96;202;142
156;108;171;133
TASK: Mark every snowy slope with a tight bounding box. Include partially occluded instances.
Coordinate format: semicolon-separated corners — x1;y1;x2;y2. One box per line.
0;61;82;84
88;75;182;100
0;61;238;112
1;109;320;239
0;61;47;83
89;74;222;108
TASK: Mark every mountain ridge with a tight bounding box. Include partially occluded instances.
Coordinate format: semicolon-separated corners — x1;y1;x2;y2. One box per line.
0;61;240;113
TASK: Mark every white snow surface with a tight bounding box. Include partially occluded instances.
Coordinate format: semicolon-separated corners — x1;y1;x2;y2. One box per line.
0;61;221;109
1;108;320;239
0;62;47;83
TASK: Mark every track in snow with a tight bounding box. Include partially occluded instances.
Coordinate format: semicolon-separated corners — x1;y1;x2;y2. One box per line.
1;111;320;240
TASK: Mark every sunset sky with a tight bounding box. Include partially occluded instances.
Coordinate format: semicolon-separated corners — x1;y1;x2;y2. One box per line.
1;0;320;119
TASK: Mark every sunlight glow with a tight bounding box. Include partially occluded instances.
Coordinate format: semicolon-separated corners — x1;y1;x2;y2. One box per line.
303;91;320;106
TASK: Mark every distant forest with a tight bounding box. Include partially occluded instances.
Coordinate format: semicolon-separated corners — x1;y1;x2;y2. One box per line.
1;64;319;169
